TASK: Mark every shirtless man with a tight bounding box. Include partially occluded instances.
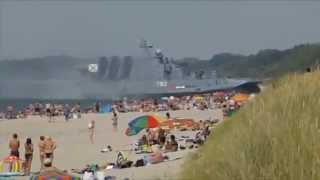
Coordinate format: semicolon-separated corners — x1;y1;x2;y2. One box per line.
43;137;57;163
38;136;46;169
9;133;20;158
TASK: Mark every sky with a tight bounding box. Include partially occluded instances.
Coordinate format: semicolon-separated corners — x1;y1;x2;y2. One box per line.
0;1;320;60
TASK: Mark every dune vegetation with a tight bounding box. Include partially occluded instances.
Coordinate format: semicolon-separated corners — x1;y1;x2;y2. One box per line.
179;70;320;180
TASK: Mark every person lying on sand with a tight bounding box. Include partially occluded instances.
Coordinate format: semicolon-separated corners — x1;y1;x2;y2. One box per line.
40;158;69;176
142;145;166;165
72;164;101;174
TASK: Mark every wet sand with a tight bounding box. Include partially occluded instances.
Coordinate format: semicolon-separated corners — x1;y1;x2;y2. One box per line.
0;109;223;179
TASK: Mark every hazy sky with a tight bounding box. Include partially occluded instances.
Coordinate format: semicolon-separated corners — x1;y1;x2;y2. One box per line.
0;1;320;60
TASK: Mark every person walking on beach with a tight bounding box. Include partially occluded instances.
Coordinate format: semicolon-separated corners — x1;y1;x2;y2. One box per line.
24;138;33;175
112;108;118;131
9;133;20;158
75;103;81;119
49;104;55;123
64;104;71;122
88;120;95;144
45;103;51;117
43;137;56;163
38;136;45;169
166;112;171;120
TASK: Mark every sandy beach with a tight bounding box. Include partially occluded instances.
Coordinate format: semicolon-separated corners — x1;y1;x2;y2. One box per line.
0;109;223;179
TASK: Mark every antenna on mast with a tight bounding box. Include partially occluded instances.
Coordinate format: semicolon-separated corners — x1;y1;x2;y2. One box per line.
139;38;153;59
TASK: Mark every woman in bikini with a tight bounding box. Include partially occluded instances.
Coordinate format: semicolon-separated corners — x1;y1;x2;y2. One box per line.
24;138;33;175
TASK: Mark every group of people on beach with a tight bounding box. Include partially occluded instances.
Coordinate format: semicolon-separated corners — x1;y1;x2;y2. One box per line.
88;107;118;144
137;121;211;153
0;91;248;120
79;123;214;176
8;133;57;175
0;102;82;120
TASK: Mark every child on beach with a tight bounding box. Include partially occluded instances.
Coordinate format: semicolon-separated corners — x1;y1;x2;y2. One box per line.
112;108;118;131
88;120;95;144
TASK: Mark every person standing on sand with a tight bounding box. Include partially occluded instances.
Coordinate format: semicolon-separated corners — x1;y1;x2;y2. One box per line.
43;137;56;163
9;133;20;158
112;108;118;131
75;103;81;119
166;112;171;120
64;104;71;122
45;103;51;118
49;104;55;123
38;136;45;169
88;120;95;144
24;138;33;175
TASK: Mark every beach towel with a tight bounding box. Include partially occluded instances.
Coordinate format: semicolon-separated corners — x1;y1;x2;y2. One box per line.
0;156;23;177
29;175;81;180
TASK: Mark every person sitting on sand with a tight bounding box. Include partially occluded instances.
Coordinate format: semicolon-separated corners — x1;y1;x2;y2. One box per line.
202;125;211;140
9;133;20;158
138;134;149;147
199;120;205;130
158;128;167;147
136;134;152;152
146;128;157;145
194;131;204;145
141;134;149;146
43;137;56;163
164;135;178;152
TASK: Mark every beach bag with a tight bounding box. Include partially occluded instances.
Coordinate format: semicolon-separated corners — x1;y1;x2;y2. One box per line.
134;159;145;167
120;160;133;168
83;171;95;180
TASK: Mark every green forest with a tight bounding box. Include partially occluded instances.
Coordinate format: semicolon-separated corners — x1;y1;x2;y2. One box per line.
175;43;320;78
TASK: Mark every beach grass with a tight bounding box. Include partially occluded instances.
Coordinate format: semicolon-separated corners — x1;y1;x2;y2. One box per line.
179;70;320;180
